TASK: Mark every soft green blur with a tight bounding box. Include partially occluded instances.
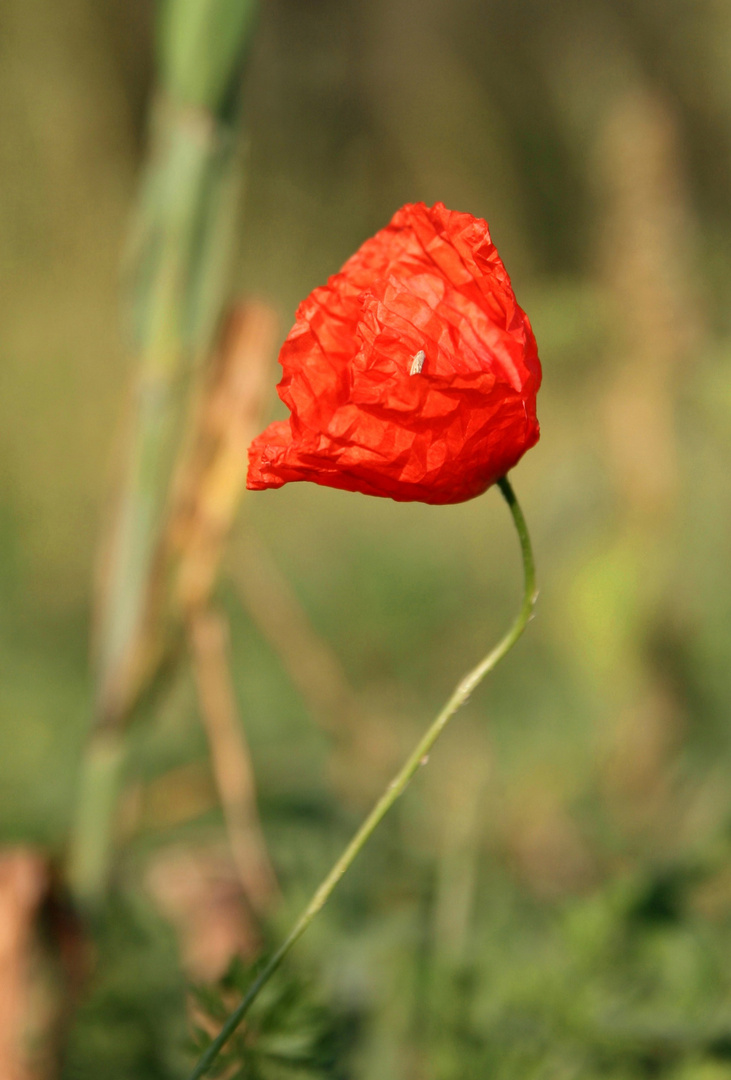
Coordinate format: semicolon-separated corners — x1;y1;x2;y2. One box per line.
1;1;731;1077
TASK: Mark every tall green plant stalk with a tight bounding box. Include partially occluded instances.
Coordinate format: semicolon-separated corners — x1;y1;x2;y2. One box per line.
187;474;537;1080
67;0;258;909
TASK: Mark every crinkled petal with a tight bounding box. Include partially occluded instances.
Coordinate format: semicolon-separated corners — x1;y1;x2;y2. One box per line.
247;202;541;504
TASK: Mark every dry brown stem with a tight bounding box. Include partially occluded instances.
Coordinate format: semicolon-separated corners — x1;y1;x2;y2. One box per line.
169;300;279;615
188;609;279;914
165;298;280;912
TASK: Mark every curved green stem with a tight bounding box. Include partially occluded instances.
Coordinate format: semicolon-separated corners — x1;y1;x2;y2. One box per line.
186;474;536;1080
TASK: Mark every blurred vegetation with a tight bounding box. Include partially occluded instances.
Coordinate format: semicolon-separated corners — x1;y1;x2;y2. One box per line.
1;0;731;1077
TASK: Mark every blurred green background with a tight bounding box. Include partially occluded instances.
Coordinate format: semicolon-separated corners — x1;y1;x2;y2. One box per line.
2;1;731;1077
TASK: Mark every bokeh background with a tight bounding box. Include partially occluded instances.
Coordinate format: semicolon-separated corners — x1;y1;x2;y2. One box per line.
2;1;731;1077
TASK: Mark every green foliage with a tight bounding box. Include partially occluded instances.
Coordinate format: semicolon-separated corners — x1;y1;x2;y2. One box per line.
189;953;359;1079
355;862;731;1080
173;850;731;1080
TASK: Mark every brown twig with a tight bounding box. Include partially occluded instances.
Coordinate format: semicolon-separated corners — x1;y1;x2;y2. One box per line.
188;609;279;914
165;300;280;911
169;300;279;615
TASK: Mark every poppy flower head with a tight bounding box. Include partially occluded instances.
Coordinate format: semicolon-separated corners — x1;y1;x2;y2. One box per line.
247;202;541;504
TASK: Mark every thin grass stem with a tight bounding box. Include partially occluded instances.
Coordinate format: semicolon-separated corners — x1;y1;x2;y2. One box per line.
186;473;536;1080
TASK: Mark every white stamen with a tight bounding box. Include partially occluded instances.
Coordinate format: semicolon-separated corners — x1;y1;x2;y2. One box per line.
410;350;426;375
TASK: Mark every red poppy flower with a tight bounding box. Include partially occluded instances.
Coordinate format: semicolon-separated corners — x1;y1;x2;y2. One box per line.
247;202;541;504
